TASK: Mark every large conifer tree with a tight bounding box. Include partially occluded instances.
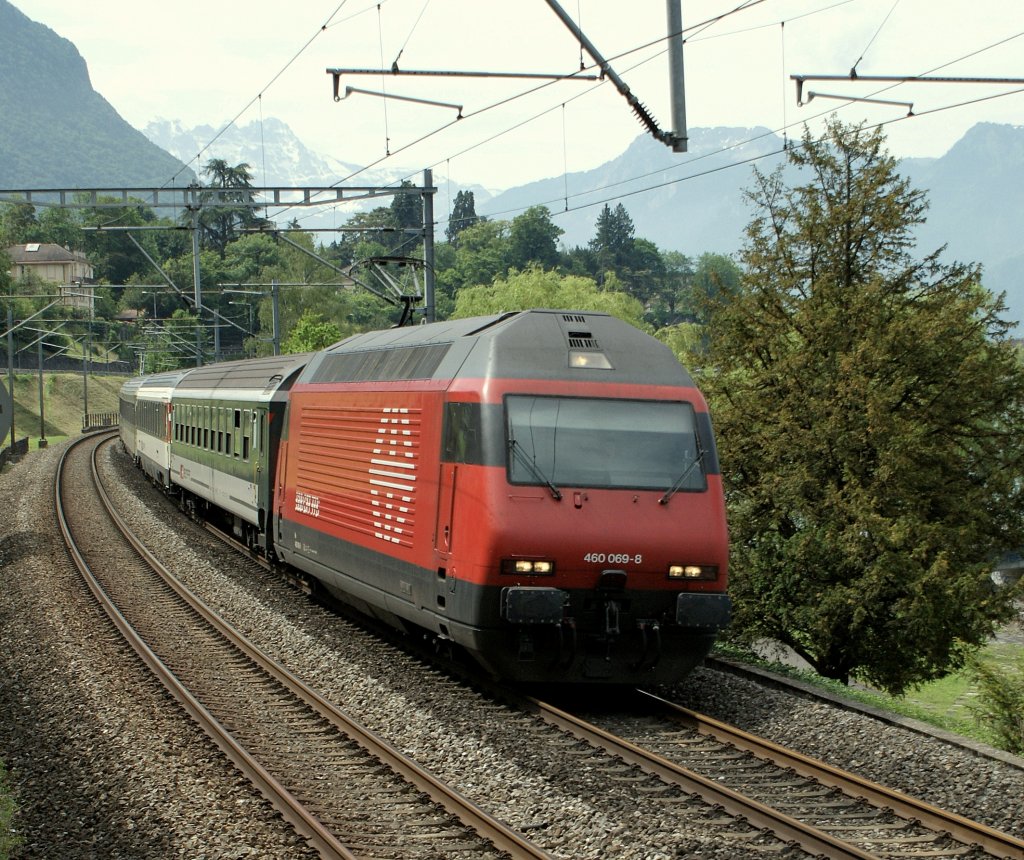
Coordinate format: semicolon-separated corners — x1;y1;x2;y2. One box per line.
700;119;1024;693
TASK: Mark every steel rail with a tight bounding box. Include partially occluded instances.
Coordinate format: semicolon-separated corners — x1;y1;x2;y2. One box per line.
81;433;551;860
190;454;1020;859
637;689;1024;860
523;694;881;860
56;433;358;860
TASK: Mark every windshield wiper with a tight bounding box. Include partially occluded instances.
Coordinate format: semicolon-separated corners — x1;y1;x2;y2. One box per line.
659;444;706;505
508;437;562;500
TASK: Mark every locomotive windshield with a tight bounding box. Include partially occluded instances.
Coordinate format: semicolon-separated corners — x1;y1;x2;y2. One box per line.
505;396;705;492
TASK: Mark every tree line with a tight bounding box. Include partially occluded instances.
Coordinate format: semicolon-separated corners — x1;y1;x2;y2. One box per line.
2;121;1023;737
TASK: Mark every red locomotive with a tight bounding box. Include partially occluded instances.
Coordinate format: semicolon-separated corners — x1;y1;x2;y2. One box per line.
121;309;729;683
272;309;729;682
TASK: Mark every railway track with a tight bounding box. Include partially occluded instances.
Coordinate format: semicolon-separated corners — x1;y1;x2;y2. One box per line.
56;431;550;860
66;431;1024;859
526;688;1024;860
190;469;1024;860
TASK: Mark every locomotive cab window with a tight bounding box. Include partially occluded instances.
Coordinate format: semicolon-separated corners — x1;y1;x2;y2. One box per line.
504;395;706;492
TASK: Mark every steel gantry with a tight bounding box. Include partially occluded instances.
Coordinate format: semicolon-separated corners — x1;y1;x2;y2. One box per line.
0;174;438;365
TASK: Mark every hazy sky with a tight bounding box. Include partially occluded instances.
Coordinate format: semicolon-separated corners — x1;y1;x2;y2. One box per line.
11;0;1024;190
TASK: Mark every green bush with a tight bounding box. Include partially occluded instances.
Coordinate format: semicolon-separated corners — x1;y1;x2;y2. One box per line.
970;653;1024;754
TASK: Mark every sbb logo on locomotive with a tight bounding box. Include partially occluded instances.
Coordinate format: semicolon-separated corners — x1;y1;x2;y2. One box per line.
295;491;321;517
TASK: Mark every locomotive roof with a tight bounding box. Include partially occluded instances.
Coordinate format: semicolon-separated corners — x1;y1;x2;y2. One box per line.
301;309;694;387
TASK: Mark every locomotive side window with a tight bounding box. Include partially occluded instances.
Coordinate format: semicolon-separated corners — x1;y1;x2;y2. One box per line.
505;396;705;492
441;403;504;465
442;403;483;463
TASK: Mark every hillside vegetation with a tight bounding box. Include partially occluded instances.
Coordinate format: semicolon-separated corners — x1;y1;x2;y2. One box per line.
4;372;125;447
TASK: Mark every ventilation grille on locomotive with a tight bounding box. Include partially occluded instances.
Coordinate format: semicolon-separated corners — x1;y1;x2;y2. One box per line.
311;343;451;383
567;331;600;350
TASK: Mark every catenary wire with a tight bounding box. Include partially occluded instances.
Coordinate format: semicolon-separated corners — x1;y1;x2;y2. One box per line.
162;2;1021;251
276;0;781;225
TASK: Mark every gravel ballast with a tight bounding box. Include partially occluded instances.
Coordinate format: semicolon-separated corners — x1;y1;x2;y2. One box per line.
2;437;1022;859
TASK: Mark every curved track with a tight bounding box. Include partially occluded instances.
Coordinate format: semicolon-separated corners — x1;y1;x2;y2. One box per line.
57;432;550;860
199;488;1024;859
528;689;1024;860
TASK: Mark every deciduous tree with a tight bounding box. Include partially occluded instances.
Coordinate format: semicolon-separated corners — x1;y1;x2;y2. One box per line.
698;119;1024;694
453;265;646;329
281;310;344;353
507;205;563;271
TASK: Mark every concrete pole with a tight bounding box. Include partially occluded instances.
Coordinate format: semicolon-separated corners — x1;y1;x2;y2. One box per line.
82;341;89;429
666;0;689;152
422;169;436;323
192;200;204;366
37;339;45;446
272;279;281;355
7;306;14;450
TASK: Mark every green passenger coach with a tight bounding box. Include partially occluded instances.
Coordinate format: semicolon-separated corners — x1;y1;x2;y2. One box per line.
167;353;311;551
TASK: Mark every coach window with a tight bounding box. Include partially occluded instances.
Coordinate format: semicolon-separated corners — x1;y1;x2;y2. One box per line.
252;410;261;459
242;409;251;461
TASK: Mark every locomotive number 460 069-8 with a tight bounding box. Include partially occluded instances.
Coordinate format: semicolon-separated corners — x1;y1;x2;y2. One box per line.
583;553;642;565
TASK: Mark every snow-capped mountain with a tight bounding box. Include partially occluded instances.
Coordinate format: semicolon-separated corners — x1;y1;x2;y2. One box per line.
143;117;495;227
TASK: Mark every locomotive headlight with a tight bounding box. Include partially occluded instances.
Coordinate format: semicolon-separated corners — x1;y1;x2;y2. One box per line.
503;559;556;575
569;350;613;369
668;564;717;580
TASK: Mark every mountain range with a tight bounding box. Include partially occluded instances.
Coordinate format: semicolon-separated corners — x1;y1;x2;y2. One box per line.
142;117;497;229
2;0;1022;325
149;117;1024;325
0;0;193;187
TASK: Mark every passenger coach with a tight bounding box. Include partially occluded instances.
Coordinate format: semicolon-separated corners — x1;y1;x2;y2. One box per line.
131;370;190;488
168;353;310;552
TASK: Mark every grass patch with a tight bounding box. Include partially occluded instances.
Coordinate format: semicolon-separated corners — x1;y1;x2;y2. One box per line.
0;758;21;860
713;639;1023;750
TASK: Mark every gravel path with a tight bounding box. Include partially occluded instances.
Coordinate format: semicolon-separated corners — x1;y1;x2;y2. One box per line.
0;442;317;860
